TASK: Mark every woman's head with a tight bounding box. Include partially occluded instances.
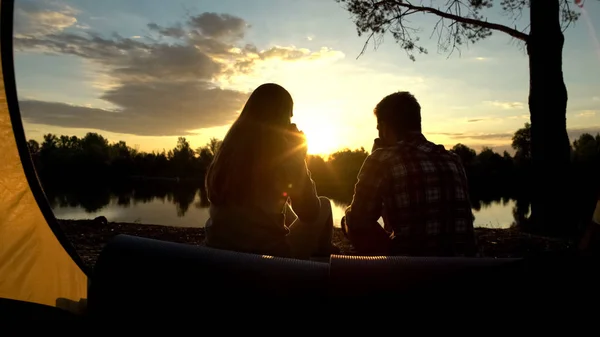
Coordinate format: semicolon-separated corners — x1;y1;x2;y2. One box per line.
237;83;294;127
206;83;296;206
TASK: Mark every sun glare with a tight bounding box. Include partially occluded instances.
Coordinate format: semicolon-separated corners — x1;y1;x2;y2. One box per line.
301;125;340;156
292;106;346;156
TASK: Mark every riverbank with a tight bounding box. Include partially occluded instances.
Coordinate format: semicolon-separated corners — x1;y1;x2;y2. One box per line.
58;219;574;268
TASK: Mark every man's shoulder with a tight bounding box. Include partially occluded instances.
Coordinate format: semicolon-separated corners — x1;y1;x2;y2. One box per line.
406;139;461;160
369;146;398;163
395;140;467;174
370;141;461;164
359;148;400;177
442;148;462;161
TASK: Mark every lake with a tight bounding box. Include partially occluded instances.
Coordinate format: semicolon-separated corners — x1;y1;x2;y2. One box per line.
49;185;527;229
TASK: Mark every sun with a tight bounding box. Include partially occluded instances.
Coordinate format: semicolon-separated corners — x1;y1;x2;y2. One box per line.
292;104;344;156
301;125;340;156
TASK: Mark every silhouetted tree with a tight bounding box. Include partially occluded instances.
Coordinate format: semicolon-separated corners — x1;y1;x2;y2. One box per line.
200;138;222;158
27;139;40;168
573;133;600;162
571;133;600;232
170;137;196;178
78;133;110;176
172;137;194;161
305;148;370;202
109;141;136;178
451;143;476;167
512;123;532;166
27;139;40;156
197;138;222;169
337;0;582;235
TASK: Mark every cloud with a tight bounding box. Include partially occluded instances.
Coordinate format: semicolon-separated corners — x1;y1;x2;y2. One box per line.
187;12;248;40
14;5;342;136
466;116;505;123
440;126;600;156
452;133;514;140
147;22;187;39
14;0;79;37
435;126;600;143
432;132;466;137
484;100;525;110
567;126;600;140
431;131;513;141
257;46;343;62
20;82;247;136
575;110;597;118
593;96;600;101
507;114;529;120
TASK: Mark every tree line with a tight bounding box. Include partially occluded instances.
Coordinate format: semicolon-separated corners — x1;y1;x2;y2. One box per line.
27;123;600;221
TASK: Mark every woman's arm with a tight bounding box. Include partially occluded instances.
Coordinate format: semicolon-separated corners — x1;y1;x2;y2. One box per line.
281;124;320;223
288;161;320;223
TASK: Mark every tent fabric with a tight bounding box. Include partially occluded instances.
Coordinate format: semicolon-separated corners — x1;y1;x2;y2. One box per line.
0;0;87;311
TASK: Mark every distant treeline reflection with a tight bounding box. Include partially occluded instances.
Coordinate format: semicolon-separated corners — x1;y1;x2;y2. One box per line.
44;179;207;217
42;179;526;217
28;123;600;227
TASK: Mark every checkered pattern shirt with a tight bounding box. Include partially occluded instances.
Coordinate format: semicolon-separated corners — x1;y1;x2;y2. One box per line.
345;133;477;257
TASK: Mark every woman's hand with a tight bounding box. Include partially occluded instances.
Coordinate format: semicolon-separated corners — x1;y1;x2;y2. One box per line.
287;123;308;159
281;124;309;192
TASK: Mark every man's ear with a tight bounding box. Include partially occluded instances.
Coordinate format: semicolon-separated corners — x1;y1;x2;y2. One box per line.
378;123;387;137
379;125;395;145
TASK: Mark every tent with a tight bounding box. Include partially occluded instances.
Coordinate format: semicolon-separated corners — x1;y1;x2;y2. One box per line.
0;0;87;315
1;0;599;320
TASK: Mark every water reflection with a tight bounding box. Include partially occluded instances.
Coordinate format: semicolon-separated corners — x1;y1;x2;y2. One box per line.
46;181;530;229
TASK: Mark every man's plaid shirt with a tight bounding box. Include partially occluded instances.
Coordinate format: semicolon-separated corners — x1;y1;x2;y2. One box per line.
345;133;477;257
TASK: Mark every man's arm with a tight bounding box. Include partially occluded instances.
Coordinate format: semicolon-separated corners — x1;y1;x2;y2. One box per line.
344;152;391;255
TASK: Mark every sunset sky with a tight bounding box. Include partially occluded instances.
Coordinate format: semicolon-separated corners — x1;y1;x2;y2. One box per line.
12;0;600;156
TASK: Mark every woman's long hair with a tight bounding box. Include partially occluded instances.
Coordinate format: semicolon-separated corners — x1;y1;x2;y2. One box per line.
206;83;299;206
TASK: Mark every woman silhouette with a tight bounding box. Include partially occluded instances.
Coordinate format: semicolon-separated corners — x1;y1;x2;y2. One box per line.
205;83;337;259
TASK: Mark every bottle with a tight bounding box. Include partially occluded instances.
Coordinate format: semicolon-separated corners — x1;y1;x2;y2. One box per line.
592;199;600;227
579;195;600;254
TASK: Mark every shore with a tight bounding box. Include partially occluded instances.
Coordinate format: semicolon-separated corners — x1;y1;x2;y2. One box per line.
58;219;574;268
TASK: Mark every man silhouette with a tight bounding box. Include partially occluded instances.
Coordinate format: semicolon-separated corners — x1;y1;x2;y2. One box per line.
342;91;477;256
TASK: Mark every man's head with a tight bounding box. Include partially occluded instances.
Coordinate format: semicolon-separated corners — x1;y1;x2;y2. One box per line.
374;91;421;144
